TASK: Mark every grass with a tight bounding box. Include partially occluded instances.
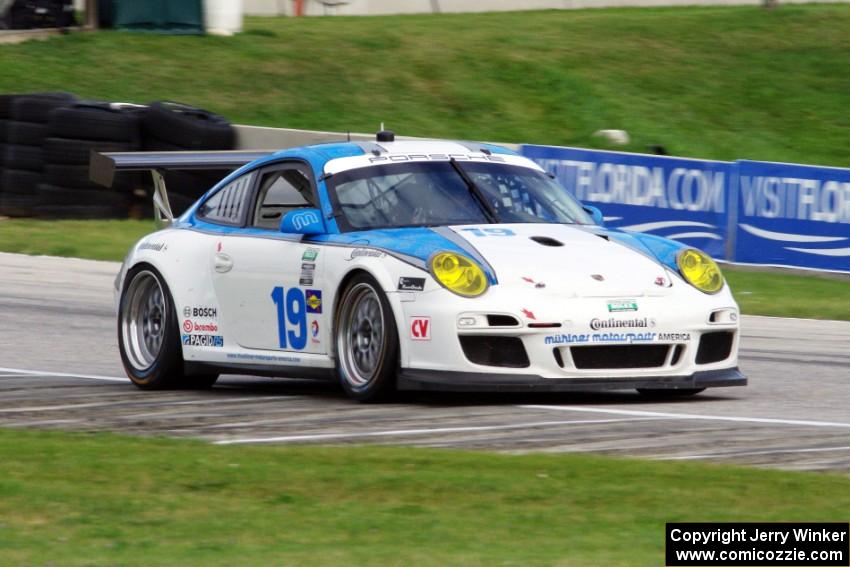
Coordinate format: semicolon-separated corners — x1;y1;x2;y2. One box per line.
0;219;154;261
0;6;849;166
0;428;848;566
725;267;850;321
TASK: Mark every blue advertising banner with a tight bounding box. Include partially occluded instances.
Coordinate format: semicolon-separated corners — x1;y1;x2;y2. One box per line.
521;145;734;259
734;160;850;272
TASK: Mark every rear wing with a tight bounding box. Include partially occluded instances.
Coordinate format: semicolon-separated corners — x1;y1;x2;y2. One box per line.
90;150;274;226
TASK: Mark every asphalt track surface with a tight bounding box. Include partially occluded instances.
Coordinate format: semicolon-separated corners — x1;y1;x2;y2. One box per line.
1;252;849;472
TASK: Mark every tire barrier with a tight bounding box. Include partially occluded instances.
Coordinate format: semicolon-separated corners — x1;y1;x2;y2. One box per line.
0;94;235;219
140;101;237;216
1;92;76;217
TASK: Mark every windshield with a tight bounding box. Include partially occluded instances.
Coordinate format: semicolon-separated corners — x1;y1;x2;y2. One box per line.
328;160;593;230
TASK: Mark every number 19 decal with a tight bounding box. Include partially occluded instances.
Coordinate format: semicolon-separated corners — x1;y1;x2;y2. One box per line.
271;286;307;350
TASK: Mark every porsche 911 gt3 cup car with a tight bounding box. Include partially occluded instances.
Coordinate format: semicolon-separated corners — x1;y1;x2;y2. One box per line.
94;134;745;400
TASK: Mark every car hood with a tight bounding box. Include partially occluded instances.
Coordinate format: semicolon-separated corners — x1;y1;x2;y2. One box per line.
449;224;674;298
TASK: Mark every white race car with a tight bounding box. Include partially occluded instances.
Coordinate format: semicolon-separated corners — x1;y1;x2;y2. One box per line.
95;135;745;401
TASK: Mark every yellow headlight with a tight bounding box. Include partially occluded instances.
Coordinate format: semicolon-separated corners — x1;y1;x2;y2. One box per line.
430;252;488;297
677;248;723;294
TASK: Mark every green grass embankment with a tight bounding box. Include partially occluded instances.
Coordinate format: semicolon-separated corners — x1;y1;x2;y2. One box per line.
1;429;848;566
1;6;849;166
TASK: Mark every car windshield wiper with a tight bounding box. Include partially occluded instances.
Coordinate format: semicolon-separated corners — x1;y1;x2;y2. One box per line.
449;158;500;223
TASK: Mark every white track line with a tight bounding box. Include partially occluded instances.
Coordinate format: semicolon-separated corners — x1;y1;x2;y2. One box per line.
0;401;119;414
0;395;302;416
520;405;850;429
0;374;41;378
0;366;128;382
663;445;850;461
212;417;660;445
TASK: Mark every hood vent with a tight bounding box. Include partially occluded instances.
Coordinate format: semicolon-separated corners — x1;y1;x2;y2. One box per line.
530;236;563;247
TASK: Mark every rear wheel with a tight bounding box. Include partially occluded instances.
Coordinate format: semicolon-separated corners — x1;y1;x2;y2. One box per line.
118;265;217;389
335;273;399;401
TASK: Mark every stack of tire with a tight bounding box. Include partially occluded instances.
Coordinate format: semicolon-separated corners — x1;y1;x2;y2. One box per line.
0;95;11;204
140;101;236;215
0;92;76;217
0;95;236;219
38;102;144;219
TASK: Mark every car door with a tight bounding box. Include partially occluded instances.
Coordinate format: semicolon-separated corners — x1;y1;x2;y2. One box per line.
209;161;328;355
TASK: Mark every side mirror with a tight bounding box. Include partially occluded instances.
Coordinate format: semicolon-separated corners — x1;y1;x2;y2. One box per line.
583;205;605;226
280;208;325;235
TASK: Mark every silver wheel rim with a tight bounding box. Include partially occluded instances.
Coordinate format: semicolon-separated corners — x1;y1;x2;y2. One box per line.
121;271;167;371
338;283;386;388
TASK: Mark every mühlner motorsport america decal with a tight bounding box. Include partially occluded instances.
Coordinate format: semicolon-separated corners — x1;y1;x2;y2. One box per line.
589;317;656;330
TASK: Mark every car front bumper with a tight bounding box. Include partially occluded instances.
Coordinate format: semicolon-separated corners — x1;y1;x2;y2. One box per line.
397;367;746;392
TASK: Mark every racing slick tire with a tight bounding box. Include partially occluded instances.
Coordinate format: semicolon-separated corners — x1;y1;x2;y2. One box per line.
636;388;705;397
334;272;400;402
118;265;218;390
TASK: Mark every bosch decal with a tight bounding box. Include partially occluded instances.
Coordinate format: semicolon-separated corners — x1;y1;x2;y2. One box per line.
186;307;217;318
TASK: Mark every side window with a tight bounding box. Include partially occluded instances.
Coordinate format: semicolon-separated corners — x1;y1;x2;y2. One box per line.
252;165;315;230
197;172;255;226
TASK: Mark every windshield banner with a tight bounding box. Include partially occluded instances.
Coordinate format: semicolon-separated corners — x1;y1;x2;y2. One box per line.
521;144;733;259
734;160;850;271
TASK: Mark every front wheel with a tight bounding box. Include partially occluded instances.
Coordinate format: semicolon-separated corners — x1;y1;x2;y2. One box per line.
335;273;399;402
